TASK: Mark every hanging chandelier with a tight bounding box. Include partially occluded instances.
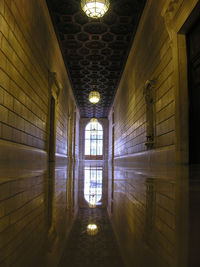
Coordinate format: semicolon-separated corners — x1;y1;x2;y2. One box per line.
90;118;98;124
81;0;110;18
89;91;100;104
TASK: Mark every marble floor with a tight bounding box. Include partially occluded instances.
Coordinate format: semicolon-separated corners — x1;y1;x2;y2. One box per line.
57;161;124;267
59;207;124;267
1;160;200;266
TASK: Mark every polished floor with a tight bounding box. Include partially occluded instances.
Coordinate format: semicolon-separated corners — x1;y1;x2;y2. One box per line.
0;161;200;266
59;207;124;267
58;161;123;267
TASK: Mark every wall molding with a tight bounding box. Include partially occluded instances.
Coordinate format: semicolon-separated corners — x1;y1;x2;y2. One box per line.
162;0;199;34
49;71;63;102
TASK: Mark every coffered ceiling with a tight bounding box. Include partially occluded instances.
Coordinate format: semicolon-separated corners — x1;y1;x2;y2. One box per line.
47;0;146;118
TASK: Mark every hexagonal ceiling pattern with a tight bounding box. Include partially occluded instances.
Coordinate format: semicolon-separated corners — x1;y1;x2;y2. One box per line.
47;0;146;118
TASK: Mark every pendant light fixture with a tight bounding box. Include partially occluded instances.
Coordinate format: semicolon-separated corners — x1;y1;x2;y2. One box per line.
90;118;98;124
81;0;110;18
89;90;100;104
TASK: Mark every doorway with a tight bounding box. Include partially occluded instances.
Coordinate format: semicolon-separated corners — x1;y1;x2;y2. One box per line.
187;19;200;163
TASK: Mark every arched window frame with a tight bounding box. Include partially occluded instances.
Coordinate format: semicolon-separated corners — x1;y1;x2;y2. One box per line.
84;121;103;160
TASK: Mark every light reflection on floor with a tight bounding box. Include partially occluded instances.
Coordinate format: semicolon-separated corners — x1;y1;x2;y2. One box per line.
59;160;124;267
2;160;200;266
107;163;200;267
84;165;103;206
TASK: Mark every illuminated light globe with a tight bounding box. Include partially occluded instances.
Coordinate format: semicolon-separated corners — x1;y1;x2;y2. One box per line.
90;118;98;124
81;0;110;18
87;224;98;235
89;91;100;104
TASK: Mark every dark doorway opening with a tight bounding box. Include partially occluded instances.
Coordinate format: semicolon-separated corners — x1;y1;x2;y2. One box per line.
187;18;200;164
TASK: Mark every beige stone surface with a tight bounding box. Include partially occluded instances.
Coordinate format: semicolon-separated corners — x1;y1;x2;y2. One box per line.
108;0;199;166
0;0;79;156
0;0;200;266
107;162;189;267
0;1;80;265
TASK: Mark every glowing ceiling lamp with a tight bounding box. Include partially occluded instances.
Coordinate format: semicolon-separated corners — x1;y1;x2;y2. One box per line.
90;118;98;124
81;0;110;18
89;91;100;104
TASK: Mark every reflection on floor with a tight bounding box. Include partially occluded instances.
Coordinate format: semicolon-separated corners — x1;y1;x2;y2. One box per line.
0;161;79;267
1;160;200;266
59;161;123;267
59;208;124;267
84;166;103;207
107;163;200;267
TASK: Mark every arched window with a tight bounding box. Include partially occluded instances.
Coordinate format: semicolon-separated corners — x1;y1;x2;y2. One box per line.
85;121;103;160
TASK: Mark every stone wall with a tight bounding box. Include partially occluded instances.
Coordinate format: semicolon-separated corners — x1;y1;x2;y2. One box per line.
107;0;199;266
0;0;79;163
0;0;79;265
108;0;199;167
109;0;175;165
